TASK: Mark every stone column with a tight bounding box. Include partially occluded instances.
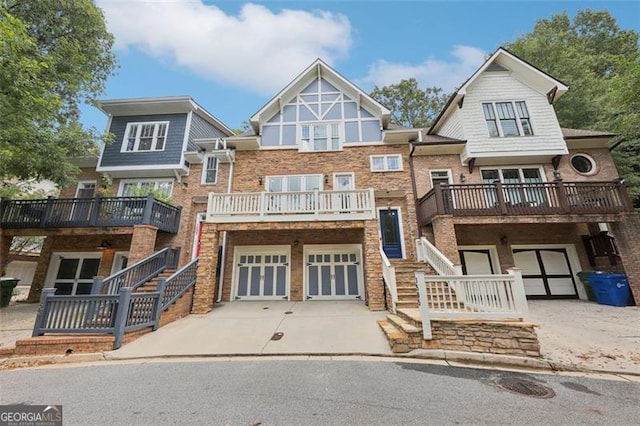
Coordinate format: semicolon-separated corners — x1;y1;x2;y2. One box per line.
27;236;54;302
609;212;640;303
128;225;158;265
363;220;385;311
192;222;219;314
432;215;461;265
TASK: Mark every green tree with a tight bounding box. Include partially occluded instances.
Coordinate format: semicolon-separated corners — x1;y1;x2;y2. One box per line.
370;78;448;128
0;1;116;189
505;9;640;206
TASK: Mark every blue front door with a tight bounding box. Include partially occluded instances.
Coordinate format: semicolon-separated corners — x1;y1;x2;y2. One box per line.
380;209;402;259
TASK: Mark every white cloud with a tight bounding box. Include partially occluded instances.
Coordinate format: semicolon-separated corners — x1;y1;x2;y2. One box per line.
97;1;352;95
358;45;487;92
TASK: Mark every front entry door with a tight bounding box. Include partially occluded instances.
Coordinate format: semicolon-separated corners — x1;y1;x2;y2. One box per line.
235;249;289;300
380;209;403;259
306;248;362;299
513;248;578;299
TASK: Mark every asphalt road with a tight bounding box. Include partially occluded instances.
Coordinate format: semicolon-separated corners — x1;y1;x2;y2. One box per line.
1;359;639;425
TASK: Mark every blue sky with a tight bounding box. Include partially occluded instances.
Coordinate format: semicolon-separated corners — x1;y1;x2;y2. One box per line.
85;1;640;131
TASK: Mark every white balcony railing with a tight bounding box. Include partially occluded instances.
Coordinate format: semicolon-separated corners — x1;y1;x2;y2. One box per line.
207;189;376;223
380;245;397;313
415;237;463;276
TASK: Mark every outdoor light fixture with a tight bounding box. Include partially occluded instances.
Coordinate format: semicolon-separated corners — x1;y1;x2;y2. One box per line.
500;235;508;246
324;174;329;184
258;176;264;185
97;240;112;250
460;173;466;183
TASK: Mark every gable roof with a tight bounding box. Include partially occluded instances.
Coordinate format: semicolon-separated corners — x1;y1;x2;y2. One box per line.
96;96;234;137
429;47;569;134
561;128;615;139
248;58;391;133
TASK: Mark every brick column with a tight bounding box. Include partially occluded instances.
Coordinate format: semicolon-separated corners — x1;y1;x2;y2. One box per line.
363;220;385;311
432;215;461;265
128;225;158;265
0;231;12;276
404;192;420;261
192;222;219;314
609;212;640;303
27;236;54;302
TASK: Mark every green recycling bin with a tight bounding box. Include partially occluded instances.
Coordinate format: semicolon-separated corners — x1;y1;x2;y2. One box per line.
0;277;20;308
576;271;596;302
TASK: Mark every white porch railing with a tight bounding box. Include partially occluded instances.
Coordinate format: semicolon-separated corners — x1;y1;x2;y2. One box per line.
415;269;528;340
415;237;463;276
207;189;376;223
380;246;397;313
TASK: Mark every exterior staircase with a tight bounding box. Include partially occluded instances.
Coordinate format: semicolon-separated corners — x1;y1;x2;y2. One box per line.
391;260;433;310
377;308;425;353
134;269;177;293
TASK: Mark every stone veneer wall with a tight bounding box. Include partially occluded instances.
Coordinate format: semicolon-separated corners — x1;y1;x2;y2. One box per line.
427;320;540;357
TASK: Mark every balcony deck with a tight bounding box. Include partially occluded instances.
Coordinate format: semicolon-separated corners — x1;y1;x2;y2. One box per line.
207;189;376;223
417;180;633;225
0;195;181;233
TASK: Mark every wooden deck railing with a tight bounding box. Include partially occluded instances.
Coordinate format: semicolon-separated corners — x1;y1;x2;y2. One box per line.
417;180;633;225
33;258;198;349
0;194;181;233
207;189;376;223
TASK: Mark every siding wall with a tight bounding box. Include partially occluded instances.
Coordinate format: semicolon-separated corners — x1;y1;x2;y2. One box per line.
437;108;464;140
188;113;228;151
460;72;566;158
100;113;188;167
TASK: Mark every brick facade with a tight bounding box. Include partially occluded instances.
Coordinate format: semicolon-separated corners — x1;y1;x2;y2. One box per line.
609;213;640;303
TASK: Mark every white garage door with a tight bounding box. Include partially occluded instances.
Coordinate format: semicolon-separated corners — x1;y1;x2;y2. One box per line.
513;248;578;299
234;247;289;300
5;260;37;286
305;246;363;300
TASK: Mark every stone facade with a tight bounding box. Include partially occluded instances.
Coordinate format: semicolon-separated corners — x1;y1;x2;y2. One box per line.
428;320;540;357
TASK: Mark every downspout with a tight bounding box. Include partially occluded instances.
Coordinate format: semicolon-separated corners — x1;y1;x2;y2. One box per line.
409;130;422;238
216;148;234;303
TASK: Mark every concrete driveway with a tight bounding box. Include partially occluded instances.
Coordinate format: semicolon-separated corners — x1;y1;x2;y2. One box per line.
525;300;640;374
108;300;392;359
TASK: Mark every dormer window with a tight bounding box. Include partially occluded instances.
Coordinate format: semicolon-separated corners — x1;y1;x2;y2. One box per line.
122;121;169;152
300;123;341;152
482;101;533;137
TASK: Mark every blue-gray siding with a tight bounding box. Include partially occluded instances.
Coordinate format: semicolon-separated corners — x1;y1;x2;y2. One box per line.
188;113;228;151
100;114;188;167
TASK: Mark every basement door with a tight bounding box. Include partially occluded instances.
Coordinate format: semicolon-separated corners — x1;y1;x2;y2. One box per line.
234;247;289;300
512;248;578;299
305;245;363;300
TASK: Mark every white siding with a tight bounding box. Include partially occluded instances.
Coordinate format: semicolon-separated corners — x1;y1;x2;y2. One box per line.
460;72;567;160
437;108;464;140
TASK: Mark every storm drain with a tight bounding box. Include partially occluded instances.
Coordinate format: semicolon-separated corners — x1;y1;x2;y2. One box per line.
493;378;555;399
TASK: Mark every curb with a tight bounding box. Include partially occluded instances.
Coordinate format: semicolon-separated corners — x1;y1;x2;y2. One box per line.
2;350;639;379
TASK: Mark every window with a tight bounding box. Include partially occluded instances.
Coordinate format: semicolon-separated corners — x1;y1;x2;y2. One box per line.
119;179;173;197
266;175;322;192
481;167;546;206
202;156;218;184
370;154;402;172
482;101;533;137
122;122;169;152
570;154;596;175
429;170;451;189
300;123;341;151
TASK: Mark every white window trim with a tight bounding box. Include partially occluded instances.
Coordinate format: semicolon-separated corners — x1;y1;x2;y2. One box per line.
74;181;97;197
458;245;501;275
265;174;324;192
298;122;344;152
201;155;219;184
429;169;453;188
370;154;403;172
117;178;174;196
482;101;533;138
110;252;130;275
45;252;102;295
479;166;547;183
569;153;597;176
333;172;355;190
120;121;170;153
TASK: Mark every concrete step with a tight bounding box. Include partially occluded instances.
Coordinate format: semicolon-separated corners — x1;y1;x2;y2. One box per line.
395;300;419;309
386;314;422;335
396;308;422;328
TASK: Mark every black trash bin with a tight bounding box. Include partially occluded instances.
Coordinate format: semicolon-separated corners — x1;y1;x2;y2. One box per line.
0;277;20;308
